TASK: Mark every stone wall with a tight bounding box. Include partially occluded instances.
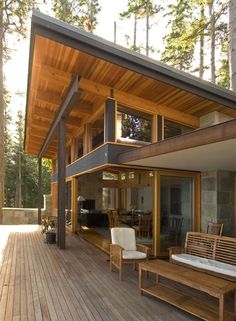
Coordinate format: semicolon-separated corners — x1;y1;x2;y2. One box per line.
201;170;235;236
2;194;52;225
78;172;103;209
2;208;41;224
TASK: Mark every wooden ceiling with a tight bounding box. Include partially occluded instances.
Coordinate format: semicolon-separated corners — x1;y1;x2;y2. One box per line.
25;17;236;159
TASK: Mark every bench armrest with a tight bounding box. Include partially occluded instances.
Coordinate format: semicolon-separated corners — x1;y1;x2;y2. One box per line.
168;246;184;256
137;244;150;257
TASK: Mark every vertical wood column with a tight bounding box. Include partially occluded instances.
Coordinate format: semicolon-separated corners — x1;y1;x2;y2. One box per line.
104;98;116;142
153;171;159;257
52;159;56;174
71;177;78;233
157;115;164;141
83;123;92;155
152;115;158;143
38;158;42;225
71;138;78;162
57;118;66;249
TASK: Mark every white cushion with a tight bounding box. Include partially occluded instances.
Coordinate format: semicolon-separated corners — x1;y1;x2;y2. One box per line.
122;250;147;260
172;253;236;277
111;227;136;251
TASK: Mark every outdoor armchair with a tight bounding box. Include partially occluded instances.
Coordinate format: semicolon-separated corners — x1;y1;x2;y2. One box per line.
110;227;149;280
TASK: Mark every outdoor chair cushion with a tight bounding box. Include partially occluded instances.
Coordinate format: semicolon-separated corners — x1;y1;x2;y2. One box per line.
122;250;147;260
111;227;136;251
172;253;236;277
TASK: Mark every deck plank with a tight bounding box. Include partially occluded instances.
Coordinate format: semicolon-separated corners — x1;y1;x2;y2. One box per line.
0;225;224;321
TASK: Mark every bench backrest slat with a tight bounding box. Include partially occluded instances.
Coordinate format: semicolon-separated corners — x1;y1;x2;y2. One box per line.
215;239;236;266
185;232;215;259
185;232;236;265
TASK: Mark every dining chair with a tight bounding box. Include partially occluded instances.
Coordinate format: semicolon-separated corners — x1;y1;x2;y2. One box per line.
132;212;151;238
207;221;223;236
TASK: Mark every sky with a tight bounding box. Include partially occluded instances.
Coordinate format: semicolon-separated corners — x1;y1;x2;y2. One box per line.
4;0;169;129
3;1;133;124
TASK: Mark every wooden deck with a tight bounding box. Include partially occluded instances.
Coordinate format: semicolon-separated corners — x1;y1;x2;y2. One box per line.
0;225;217;321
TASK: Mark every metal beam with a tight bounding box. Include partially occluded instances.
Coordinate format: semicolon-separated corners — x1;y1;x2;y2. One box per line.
38;158;42;225
38;75;79;159
104;98;116;142
57;118;66;249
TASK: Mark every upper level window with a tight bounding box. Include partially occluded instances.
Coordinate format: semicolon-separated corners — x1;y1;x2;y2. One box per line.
117;106;152;144
164;119;193;139
103;171;118;180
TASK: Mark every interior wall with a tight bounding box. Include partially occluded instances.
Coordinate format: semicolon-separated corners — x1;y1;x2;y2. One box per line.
78;172;103;209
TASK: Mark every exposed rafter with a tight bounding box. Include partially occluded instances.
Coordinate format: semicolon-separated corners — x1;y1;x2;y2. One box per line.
79;78;200;128
35;63;199;128
34;106;82;125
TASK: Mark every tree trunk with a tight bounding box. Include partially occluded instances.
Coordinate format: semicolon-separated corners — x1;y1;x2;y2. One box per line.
134;13;137;50
0;6;4;223
199;4;204;78
209;0;216;83
229;0;236;90
15;144;22;208
146;1;149;56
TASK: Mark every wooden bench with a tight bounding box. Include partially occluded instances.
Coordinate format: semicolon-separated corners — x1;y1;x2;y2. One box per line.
169;232;236;282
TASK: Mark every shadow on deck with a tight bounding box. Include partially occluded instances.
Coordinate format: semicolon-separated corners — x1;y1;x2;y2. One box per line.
0;225;211;321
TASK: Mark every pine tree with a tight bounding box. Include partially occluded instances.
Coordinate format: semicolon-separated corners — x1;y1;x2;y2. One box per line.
0;0;35;221
216;21;230;88
161;0;195;71
137;0;162;56
4;109;52;208
53;0;101;32
229;0;236;90
120;0;142;53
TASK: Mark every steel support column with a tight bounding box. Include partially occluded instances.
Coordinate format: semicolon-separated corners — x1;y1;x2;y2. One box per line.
38;157;42;225
57;118;66;249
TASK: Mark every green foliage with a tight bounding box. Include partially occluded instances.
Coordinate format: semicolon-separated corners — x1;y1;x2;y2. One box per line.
41;218;56;234
216;22;230;88
121;113;151;143
4;110;52;208
120;0;162;55
2;0;35;49
161;0;195;71
52;0;101;32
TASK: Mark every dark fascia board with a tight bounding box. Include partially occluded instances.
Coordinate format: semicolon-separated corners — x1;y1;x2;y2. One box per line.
51;143;136;181
24;14;38;152
118;119;236;164
30;10;236;110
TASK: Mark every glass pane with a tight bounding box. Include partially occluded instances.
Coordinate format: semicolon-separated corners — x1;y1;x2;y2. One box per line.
65;181;72;227
117;108;152;143
164;119;193;139
160;175;193;253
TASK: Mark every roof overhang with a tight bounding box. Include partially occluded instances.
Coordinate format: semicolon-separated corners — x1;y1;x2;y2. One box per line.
25;11;236;159
118;119;236;171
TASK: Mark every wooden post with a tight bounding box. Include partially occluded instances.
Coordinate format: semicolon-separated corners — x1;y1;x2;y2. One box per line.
104;98;116;142
152;115;158;143
71;138;78;162
157;115;164;141
83;123;92;155
38;158;42;225
57;118;66;249
71;177;78;233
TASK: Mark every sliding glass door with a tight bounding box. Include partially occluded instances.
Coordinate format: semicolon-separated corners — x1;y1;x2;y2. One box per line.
156;171;200;256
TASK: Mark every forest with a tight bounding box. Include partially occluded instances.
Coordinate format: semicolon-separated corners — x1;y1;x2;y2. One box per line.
0;0;236;211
